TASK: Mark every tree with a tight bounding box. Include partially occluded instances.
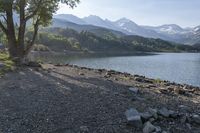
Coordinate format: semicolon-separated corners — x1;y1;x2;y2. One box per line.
0;0;79;64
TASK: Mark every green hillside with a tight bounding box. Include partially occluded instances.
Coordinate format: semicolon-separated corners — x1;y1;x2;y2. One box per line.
36;27;198;53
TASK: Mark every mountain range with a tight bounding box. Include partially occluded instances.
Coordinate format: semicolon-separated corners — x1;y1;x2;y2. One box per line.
53;14;200;45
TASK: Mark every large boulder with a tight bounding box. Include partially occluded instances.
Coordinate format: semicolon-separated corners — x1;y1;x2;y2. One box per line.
125;108;143;128
143;121;156;133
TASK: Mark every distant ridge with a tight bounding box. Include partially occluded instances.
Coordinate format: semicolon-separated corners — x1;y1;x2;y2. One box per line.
53;14;200;45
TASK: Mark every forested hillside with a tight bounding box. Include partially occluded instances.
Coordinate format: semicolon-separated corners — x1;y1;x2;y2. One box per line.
35;27;198;53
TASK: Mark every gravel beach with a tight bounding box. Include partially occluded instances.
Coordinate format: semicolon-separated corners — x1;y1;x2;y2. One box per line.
0;64;199;133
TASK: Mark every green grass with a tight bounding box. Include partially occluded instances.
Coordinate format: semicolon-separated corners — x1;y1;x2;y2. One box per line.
0;52;15;76
154;78;163;84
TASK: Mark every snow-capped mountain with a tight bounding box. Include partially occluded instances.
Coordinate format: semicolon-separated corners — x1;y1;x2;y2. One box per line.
82;15;118;30
113;18;166;39
113;18;139;33
193;26;200;34
146;24;187;34
52;14;200;45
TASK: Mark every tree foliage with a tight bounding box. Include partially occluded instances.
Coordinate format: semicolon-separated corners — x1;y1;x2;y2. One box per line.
0;0;79;64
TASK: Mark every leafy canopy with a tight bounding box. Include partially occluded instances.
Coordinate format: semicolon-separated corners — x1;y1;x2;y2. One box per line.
0;0;80;27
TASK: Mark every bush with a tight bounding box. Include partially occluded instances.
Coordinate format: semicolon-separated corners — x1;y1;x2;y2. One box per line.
33;44;50;51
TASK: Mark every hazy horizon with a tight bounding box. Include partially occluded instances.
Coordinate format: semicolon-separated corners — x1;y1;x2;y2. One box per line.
57;0;200;28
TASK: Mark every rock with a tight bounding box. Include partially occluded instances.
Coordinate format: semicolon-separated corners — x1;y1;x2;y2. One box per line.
140;112;153;122
174;87;185;95
143;121;156;133
186;123;192;130
180;115;188;124
158;88;169;94
166;86;174;92
27;61;41;67
131;96;146;101
169;111;179;118
148;108;158;119
80;126;89;133
125;108;143;128
55;63;62;66
79;72;84;76
178;105;190;112
192;114;200;124
155;126;162;132
158;107;172;118
149;118;156;123
135;77;143;82
129;87;139;94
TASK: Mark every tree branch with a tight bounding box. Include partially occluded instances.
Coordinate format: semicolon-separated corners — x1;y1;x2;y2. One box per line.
24;17;40;56
25;0;43;21
0;21;8;35
0;14;7;23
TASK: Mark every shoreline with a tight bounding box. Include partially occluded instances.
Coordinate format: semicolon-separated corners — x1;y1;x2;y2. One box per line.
52;63;200;90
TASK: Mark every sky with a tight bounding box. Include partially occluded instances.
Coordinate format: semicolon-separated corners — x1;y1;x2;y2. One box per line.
57;0;200;28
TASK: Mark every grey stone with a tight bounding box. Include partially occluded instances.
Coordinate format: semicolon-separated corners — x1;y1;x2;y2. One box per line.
192;114;200;124
155;126;162;133
179;105;190;112
148;108;158;119
186;123;192;130
27;61;41;67
143;121;156;133
140;112;153;122
129;87;139;94
132;96;146;101
149;118;156;123
125;108;143;128
180;115;188;123
158;107;171;118
169;111;179;118
80;126;89;133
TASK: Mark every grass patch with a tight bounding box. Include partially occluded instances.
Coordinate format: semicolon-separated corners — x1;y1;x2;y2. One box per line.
154;78;162;84
0;52;15;76
120;76;131;81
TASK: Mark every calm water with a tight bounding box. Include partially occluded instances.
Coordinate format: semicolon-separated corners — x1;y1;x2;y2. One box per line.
67;53;200;87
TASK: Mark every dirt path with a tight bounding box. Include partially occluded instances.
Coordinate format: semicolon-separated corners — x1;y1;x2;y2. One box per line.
0;64;199;133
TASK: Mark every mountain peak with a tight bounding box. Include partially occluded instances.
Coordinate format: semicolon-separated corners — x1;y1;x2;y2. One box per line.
117;18;133;23
161;24;183;29
84;15;103;20
54;14;86;25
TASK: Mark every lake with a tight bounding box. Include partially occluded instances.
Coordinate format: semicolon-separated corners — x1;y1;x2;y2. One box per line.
66;53;200;87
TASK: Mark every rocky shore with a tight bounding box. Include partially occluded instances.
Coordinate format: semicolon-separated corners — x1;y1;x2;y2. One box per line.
0;63;199;133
